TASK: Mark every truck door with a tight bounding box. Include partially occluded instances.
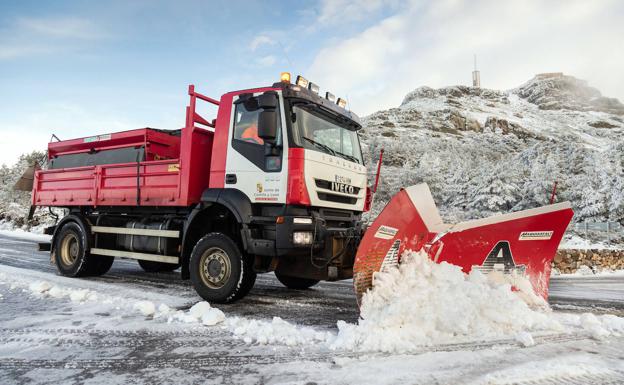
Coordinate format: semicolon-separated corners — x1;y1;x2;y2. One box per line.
225;91;288;204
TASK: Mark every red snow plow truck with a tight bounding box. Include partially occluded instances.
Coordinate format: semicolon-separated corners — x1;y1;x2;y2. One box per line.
31;73;573;304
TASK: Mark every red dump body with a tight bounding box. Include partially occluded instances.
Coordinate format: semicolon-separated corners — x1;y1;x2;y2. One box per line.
32;86;226;208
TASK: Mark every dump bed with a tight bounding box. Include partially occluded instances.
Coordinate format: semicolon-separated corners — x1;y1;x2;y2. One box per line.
33;86;218;209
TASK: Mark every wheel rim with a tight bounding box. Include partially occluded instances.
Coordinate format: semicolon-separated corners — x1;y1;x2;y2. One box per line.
59;233;79;267
199;247;232;289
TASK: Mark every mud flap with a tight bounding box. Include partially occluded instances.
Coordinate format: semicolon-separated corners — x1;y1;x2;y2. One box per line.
353;183;574;304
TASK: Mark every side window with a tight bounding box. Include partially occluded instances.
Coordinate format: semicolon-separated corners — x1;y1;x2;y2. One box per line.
233;104;264;145
230;94;282;172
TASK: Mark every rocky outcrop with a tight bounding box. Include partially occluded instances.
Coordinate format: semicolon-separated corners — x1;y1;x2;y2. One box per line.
483;117;542;140
484;117;522;134
588;120;618;129
401;85;508;106
516;74;624;115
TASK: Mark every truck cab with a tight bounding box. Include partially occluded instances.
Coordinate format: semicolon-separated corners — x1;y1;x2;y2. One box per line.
34;73;369;303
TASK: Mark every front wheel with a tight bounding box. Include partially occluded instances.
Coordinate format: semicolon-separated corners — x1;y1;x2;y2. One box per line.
275;272;320;290
189;233;256;304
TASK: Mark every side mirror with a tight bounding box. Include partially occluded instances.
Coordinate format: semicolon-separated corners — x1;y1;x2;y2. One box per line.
258;110;278;142
257;92;278;109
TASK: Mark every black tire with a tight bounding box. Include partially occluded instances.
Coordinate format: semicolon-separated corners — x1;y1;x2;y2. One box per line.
189;233;256;303
53;222;93;277
275;272;320;290
138;259;180;273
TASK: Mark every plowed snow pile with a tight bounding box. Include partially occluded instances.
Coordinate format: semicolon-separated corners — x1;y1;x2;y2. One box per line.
331;250;622;352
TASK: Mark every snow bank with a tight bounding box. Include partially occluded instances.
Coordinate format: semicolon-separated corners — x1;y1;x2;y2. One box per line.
225;316;331;346
559;234;620;251
188;301;226;326
163;301;226;326
330;251;563;352
330;250;624;353
0;222;51;242
26;280;99;303
134;301;157;317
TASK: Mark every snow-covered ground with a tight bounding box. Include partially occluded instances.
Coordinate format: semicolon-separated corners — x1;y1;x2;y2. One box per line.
560;234;622;251
0;221;51;243
1;231;624;384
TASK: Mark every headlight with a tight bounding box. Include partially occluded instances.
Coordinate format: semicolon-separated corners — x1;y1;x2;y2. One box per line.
293;231;313;245
308;82;320;94
293;217;313;224
296;75;309;88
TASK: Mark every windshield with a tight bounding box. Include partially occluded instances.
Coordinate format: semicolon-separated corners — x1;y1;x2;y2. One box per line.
291;105;363;164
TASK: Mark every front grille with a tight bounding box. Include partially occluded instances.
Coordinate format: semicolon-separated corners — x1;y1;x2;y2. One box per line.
315;179;361;194
321;209;353;219
317;192;358;205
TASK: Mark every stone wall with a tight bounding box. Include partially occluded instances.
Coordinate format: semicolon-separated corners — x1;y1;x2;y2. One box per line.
554;249;624;273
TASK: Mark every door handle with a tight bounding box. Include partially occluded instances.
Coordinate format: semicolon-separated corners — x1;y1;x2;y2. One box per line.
225;174;237;184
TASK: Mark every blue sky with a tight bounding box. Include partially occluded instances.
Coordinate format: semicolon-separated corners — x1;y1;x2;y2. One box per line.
1;0;623;165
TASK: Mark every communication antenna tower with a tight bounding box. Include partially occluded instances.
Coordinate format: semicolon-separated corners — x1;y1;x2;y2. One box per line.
472;54;481;88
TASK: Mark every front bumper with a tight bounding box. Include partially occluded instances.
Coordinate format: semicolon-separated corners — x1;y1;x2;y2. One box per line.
245;207;364;280
275;210;363;254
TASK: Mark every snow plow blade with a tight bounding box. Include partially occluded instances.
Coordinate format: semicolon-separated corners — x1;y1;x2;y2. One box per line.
353;183;574;304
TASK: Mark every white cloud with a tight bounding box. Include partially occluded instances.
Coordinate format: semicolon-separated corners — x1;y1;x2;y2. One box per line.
257;55;277;67
0;45;54;60
316;0;400;25
16;17;107;39
307;0;624;115
0;16;107;60
249;35;276;51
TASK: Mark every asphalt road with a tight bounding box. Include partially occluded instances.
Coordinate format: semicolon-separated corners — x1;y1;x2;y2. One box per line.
1;233;623;384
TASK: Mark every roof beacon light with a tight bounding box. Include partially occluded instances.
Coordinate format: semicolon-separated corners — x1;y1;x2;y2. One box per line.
325;92;335;102
295;75;309;88
308;82;320;94
337;98;347;108
280;72;291;83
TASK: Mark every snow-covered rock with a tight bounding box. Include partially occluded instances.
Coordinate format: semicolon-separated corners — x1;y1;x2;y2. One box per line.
516;73;624;114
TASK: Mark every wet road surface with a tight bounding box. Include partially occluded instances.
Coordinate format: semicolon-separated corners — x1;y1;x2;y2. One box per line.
1;233;623;384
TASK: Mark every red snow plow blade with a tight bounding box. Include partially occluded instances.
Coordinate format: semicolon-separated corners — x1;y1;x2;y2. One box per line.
354;183;574;304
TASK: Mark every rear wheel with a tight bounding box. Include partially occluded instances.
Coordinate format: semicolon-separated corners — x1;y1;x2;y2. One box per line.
275;272;320;290
189;233;256;303
54;222;93;277
138;259;180;273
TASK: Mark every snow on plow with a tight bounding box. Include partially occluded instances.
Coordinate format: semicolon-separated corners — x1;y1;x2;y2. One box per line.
354;183;574;304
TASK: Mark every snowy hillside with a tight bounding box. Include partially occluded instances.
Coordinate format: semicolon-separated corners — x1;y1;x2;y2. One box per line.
361;73;624;227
